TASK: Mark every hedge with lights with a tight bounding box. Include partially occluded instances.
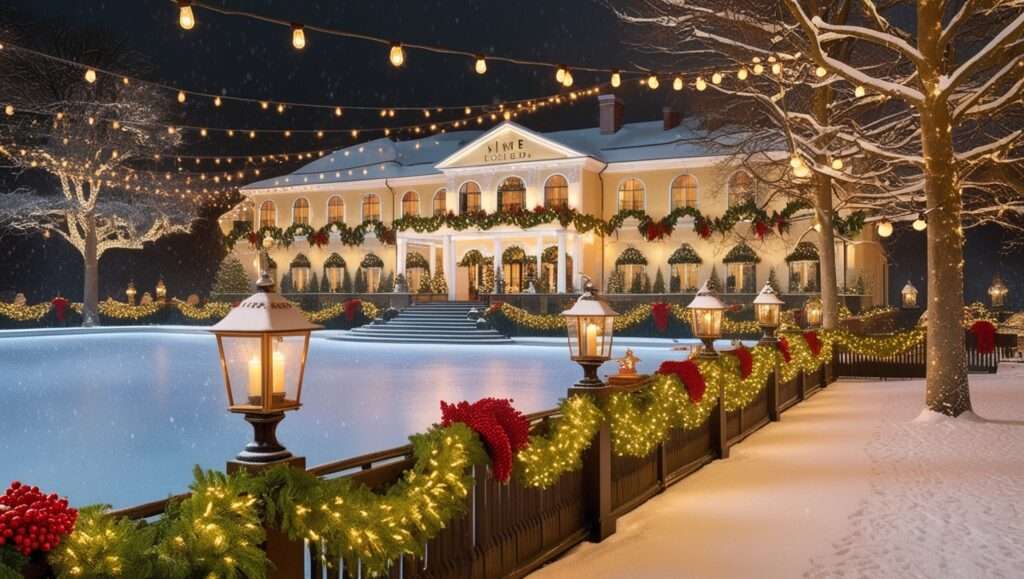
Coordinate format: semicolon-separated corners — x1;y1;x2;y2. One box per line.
175;300;232;321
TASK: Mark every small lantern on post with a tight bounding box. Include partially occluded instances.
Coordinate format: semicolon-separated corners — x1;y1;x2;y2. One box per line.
562;277;618;387
901;281;919;309
687;280;726;358
125;281;137;306
752;282;784;342
155;278;168;302
989;274;1008;309
804;296;823;328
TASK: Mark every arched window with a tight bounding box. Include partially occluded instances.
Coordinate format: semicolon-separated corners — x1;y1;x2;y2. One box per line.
670;175;698;210
362;194;381;221
618;178;645;211
259;200;276;228
401;191;419;217
728;171;756;207
292;198;309;226
432;189;447;216
723;243;761;293
544;175;569;209
497;176;525;212
459;181;481;213
327;196;345;223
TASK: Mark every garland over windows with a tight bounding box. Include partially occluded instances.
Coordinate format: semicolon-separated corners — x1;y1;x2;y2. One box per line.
615;247;648;266
458;250;485;267
289;254;311;268
785;242;819;262
723;242;761;263
323;253;346;269
502;245;529;264
360;253;384;269
405;251;430;270
667;243;702;264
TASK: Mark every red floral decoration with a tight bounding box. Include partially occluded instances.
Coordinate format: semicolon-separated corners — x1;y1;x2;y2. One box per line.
344;299;362;321
651;303;670;333
729;346;753;379
533;205;547;214
803;331;822;356
378;228;397;245
694;218;713;239
0;481;77;557
309;231;329;248
656;360;707;403
777;337;792;363
440;398;530;482
753;219;770;240
246;232;260;247
969;320;997;354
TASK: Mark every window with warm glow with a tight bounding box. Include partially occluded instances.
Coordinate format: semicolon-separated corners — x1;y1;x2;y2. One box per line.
789;262;820;292
498;176;525;212
675;263;700;291
327;196;345;223
259;201;276;228
728;171;756;207
726;263;757;293
362;194;381;221
459;182;481;213
292;198;309;226
401;191;419;217
544;175;569;208
618;178;645;211
671;175;698;209
433;189;447;216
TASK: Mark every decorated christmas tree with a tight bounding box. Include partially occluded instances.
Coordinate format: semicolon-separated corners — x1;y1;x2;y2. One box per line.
767;268;783;295
418;271;434;294
642;273;652;293
378;271;394;293
652;269;665;293
432;270;448;294
394;273;408;293
210;256;250;300
707;266;723;293
354;268;368;293
479;264;495;294
606;269;625;293
341;269;353;293
629;272;643;294
669;269;681;293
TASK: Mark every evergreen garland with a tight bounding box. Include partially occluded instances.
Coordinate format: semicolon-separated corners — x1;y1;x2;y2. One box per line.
667;243;702;265
615;247;648;266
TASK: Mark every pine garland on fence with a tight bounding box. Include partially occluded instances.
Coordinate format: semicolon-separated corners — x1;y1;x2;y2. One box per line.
515;396;602;489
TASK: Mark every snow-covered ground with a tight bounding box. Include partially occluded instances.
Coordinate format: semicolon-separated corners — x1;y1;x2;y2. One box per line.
532;364;1024;579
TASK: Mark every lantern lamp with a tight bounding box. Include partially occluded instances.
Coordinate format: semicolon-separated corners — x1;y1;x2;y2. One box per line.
125;281;137;306
687;280;726;357
752;282;784;342
155;278;167;301
989;274;1008;309
210;268;322;463
876;219;893;238
562;277;618;387
177;0;195;30
901;281;919;309
912;214;927;231
804;296;823;328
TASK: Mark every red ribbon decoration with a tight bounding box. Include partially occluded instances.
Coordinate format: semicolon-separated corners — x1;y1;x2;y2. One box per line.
651;303;670;333
344;299;361;321
657;360;707;403
51;296;68;322
440;398;530;482
777;337;792;363
729;345;753;379
753;220;770;240
803;331;822;356
970;320;997;354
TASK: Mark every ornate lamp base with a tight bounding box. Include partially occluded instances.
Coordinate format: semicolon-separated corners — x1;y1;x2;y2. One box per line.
575;360;605;388
759;327;778;344
236;412;293;463
699;338;719;358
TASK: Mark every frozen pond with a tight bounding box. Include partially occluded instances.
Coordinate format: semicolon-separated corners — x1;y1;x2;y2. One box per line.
0;331;679;508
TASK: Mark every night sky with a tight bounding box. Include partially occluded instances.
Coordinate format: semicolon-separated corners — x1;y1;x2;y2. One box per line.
0;1;1019;308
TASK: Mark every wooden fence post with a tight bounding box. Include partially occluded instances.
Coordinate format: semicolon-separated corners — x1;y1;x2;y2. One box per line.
569;386;616;542
767;368;781;422
711;381;729;459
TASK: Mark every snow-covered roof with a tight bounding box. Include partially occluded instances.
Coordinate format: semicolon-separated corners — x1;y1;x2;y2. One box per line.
241;119;714;192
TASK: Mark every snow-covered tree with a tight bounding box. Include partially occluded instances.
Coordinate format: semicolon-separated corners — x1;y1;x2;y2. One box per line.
611;0;1024;416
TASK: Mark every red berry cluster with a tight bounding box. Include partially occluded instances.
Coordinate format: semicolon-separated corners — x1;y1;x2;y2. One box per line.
440;398;530;483
0;481;77;556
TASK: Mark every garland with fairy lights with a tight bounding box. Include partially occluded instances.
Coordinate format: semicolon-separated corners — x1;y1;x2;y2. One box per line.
515;395;603;489
488;302;765;336
174;300;232;320
0;302;52;322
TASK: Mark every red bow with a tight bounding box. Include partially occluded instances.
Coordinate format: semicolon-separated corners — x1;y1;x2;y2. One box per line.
969;320;997;354
657;360;707;403
651;303;670;333
441;398;529;482
729;346;753;379
777;337;792;363
344;299;361;321
802;331;822;356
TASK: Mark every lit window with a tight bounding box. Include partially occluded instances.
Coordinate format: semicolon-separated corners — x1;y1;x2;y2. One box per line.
728;171;756;207
327;196;345;223
498;176;525;212
618;178;645;211
259;200;276;228
362;194;380;221
433;189;447;216
459;182;481;213
401;191;419;217
292;198;309;225
670;175;698;209
544;175;569;208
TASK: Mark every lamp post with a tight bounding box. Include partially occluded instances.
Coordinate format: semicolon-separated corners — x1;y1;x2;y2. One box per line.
989;274;1008;309
562;277;617;387
901;281;919;309
687;280;726;358
752;282;784;343
125;282;137;306
155;278;167;302
804;296;823;328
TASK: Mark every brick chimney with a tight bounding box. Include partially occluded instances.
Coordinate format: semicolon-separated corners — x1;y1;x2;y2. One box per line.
663;106;682;130
599;94;624;134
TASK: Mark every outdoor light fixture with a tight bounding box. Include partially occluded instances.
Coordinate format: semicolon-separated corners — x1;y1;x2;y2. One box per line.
291;24;306;50
912;214;927;231
610;70;621;88
687;280;726;358
804;296;823;328
125;281;137;306
989;274;1008;308
562;277;618;387
474;55;487;75
901;281;919;309
752;282;784;342
389;43;405;67
876;219;893;238
84;69;97;84
647;75;659;90
210;263;322;463
155;278;167;301
177;0;195;30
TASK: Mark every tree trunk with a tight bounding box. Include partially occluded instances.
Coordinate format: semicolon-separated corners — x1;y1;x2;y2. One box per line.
919;0;970;416
81;211;100;327
812;80;840;330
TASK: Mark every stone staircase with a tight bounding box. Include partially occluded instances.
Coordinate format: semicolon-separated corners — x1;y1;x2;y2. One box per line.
331;301;511;344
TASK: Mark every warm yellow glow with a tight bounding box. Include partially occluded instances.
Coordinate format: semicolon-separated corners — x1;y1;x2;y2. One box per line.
815;66;827;77
876;220;893;238
737;67;749;80
272;351;285;395
695;77;707;91
611;70;621;88
177;90;187;103
555;66;566;84
831;158;844;170
334;106;342;117
84;69;97;83
772;62;782;75
474;55;487;74
3;105;12;116
711;72;722;84
178;2;195;30
247;356;261;399
855;85;866;98
291;24;306;50
647;75;659;89
562;69;574;87
753;63;764;75
913;216;927;231
673;76;683;91
213;96;222;107
389;43;405;67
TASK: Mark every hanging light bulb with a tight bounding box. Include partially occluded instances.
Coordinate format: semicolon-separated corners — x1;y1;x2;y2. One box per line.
695;77;707;91
260;101;269;110
200;128;208;137
555;65;566;84
291;23;306;50
673;76;683;91
177;0;195;30
474;55;487;75
464;106;472;115
912;214;927;231
876;219;893;238
611;70;621;88
4;105;13;116
647;75;659;89
562;69;574;87
213;96;222;107
177;90;187;103
790;155;803;169
854;85;866;98
737;67;749;80
276;103;285;114
389;43;405;67
753;63;764;75
815;66;827;77
249;130;256;139
112;120;121;130
84;69;97;83
831;158;844;170
772;62;783;75
334;106;343;117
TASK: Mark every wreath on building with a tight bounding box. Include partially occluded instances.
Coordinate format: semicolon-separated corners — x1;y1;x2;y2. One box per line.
323;253;346;269
502;245;530;264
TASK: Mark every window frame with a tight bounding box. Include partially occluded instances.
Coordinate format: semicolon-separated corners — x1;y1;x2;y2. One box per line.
432;188;447;216
497;176;526;212
544;174;570;209
327;196;345;224
459;181;481;214
669;174;699;211
727;170;756;208
617;177;647;212
259;200;277;228
361;194;381;222
401;191;420;218
291;198;310;226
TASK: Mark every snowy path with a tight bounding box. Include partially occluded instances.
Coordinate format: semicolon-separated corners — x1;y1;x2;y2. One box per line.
531;365;1024;579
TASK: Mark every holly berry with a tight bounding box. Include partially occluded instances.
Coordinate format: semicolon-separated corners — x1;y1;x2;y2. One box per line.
0;481;77;557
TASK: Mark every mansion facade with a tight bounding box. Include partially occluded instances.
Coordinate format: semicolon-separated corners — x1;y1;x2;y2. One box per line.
223;96;888;306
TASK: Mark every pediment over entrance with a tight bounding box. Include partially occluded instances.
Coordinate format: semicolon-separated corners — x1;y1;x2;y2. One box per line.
436;122;586;170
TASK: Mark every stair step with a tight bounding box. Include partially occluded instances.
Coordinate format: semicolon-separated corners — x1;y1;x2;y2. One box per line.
336;301;503;344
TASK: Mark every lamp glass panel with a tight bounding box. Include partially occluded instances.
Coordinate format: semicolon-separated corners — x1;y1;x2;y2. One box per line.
219;334;305;412
691;308;723;339
565;316;581;358
326;267;343;291
755;303;780;327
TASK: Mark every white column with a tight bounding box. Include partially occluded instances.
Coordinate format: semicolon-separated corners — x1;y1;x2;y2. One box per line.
444;235;456;301
493;238;503;294
572;234;583;291
535;236;544;287
556;230;567;294
397;237;408;277
428;244;437;276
